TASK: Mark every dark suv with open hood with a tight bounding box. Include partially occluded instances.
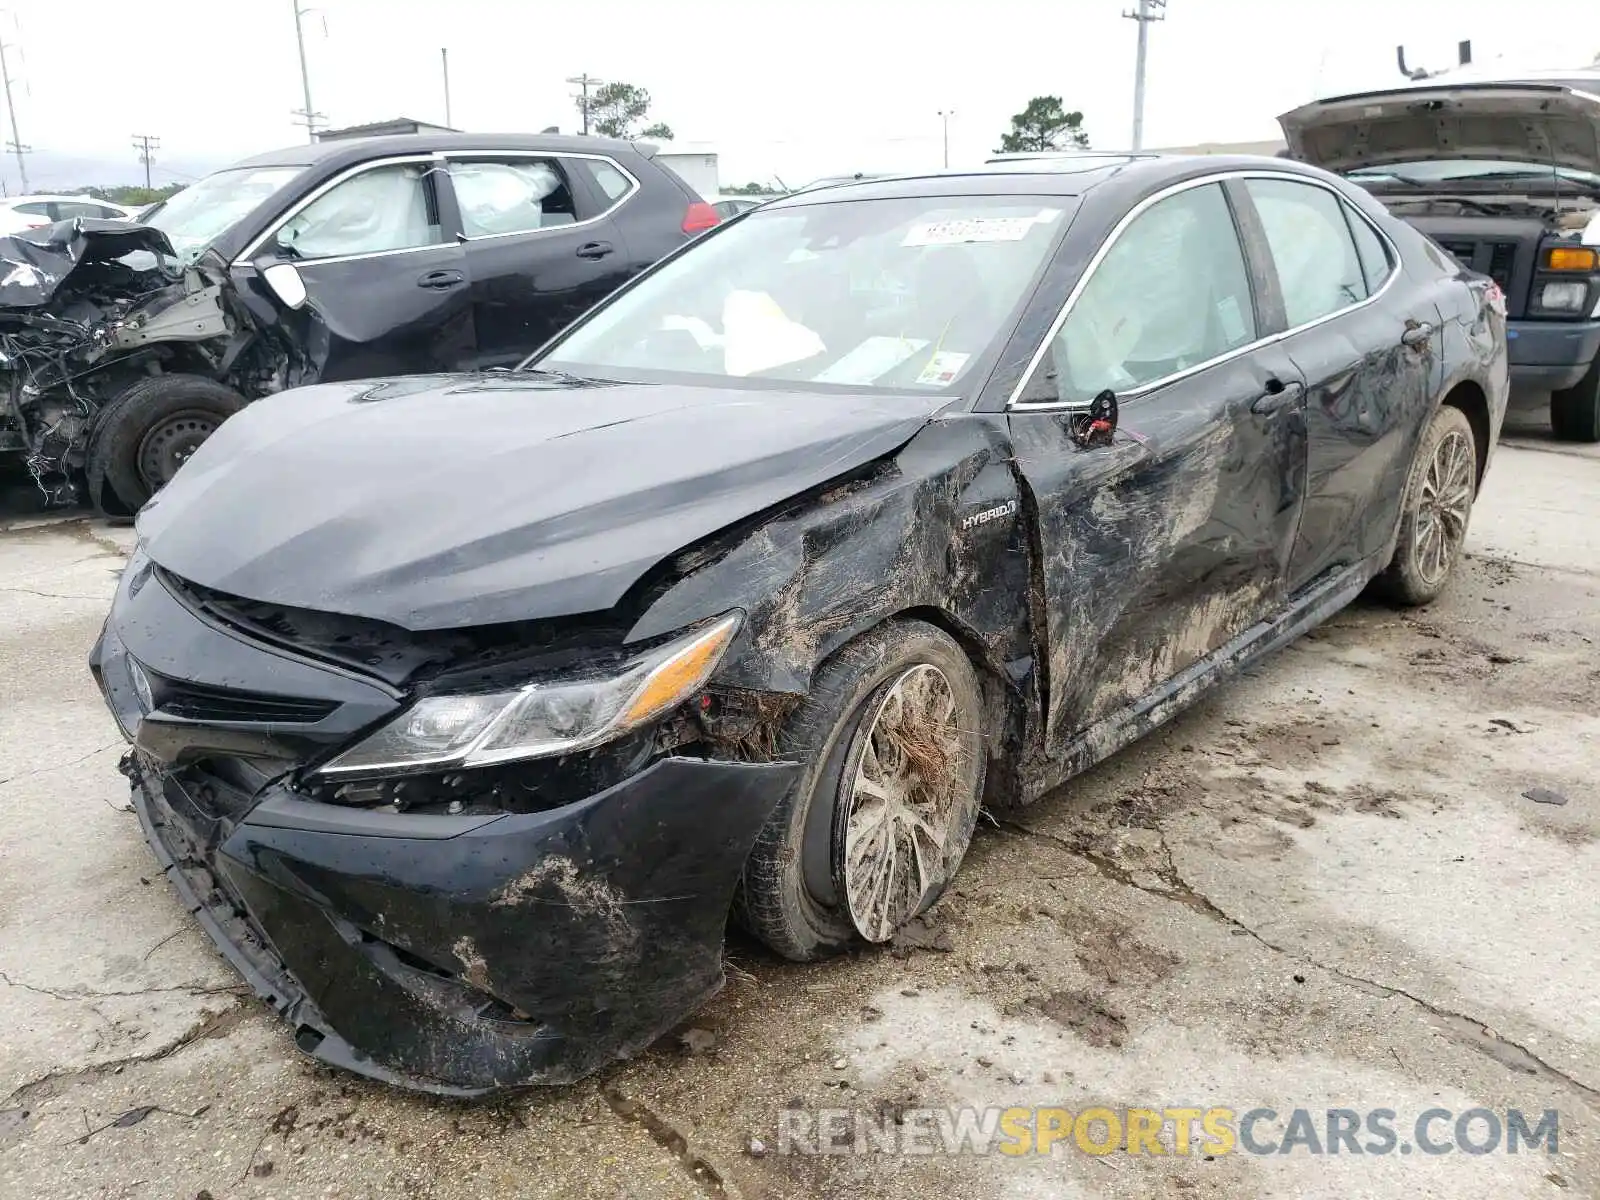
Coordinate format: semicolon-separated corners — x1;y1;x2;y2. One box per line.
1280;69;1600;440
0;133;717;513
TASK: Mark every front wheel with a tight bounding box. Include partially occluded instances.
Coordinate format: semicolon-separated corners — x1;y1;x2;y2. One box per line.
1550;357;1600;443
1374;404;1478;607
733;620;987;961
86;374;248;515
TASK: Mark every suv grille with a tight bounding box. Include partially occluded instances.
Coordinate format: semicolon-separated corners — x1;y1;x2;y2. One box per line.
1437;238;1520;292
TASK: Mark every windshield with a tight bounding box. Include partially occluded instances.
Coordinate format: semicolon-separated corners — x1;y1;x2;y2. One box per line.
1348;159;1600;190
142;165;304;261
537;195;1075;393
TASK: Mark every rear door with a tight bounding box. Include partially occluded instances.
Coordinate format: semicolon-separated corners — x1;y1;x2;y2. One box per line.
443;152;638;367
238;155;475;381
1006;179;1310;751
1236;175;1441;589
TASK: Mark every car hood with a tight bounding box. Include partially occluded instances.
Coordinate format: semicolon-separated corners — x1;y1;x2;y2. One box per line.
0;218;175;307
136;373;937;630
1278;83;1600;177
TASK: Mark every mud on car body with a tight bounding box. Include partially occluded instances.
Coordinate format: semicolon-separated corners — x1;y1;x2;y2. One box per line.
0;133;716;514
1280;67;1600;441
92;154;1508;1094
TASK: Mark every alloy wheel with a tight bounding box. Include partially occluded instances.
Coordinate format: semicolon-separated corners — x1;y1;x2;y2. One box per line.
840;663;969;942
1412;427;1473;587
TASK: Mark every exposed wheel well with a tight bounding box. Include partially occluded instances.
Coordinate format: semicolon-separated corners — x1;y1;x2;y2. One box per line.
1441;380;1490;491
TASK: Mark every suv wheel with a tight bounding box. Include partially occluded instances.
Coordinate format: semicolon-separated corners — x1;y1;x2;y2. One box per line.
1550;358;1600;443
87;375;248;515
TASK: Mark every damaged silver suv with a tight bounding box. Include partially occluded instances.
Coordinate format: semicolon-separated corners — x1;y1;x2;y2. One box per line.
1280;68;1600;440
0;133;716;513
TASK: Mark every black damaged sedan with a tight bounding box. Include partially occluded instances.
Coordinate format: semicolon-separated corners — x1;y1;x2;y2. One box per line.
92;154;1507;1094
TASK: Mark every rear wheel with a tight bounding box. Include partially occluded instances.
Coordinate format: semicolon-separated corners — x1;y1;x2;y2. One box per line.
1375;404;1477;607
86;374;248;515
1550;358;1600;443
733;620;986;961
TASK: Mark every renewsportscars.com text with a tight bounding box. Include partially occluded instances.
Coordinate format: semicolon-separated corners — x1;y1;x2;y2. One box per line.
775;1105;1560;1157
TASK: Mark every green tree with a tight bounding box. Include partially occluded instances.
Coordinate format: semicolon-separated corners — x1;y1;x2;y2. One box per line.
579;82;674;140
727;181;780;195
995;96;1090;153
82;183;185;206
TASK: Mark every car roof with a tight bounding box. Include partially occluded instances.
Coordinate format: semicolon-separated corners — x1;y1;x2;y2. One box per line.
0;193;126;204
231;132;649;173
761;153;1306;207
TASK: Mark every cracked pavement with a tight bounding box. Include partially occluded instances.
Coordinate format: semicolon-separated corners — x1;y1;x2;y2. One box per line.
0;410;1596;1199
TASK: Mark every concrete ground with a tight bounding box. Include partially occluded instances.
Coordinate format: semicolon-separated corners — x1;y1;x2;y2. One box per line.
1;404;1596;1199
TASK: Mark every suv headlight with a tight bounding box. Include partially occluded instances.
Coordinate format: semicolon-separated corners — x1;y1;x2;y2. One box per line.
1538;280;1589;312
313;612;741;779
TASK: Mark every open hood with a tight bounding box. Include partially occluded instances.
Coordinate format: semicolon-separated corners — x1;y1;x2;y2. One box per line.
136;373;935;630
1278;83;1600;177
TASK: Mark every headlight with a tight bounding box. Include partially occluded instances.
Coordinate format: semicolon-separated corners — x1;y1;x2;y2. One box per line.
1538;280;1589;311
313;612;741;779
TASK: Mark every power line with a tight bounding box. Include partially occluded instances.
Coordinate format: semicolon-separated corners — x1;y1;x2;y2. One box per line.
566;74;604;136
0;31;28;193
1122;0;1167;151
131;133;160;189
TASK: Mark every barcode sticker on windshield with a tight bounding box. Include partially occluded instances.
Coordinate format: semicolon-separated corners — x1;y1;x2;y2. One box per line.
916;351;970;385
903;217;1037;246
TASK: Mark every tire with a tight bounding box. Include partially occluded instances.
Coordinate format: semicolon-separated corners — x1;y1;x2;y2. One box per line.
1550;358;1600;443
733;620;987;961
86;374;248;516
1374;404;1478;607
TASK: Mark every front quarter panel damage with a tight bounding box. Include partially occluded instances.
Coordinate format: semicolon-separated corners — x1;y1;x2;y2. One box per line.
627;415;1037;780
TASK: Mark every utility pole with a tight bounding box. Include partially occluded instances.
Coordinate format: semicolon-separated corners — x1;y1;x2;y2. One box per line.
937;109;954;168
131;133;160;189
566;74;603;136
290;1;325;140
0;32;28;193
1122;0;1166;151
441;48;452;127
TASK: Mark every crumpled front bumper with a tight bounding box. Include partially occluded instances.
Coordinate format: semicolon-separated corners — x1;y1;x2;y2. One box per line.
125;749;794;1095
93;555;796;1095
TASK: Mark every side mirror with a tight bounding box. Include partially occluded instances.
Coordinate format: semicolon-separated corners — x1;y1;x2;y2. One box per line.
262;262;308;310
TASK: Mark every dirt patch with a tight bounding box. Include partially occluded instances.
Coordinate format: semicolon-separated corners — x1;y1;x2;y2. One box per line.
1029;988;1128;1048
451;936;491;992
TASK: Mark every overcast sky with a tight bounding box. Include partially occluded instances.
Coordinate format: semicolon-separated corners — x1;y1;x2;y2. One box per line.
2;0;1599;192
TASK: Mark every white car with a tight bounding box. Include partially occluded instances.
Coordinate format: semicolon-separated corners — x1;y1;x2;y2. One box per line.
0;194;136;235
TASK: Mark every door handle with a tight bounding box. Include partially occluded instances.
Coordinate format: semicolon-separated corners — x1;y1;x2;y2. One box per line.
1401;319;1434;347
575;241;615;260
1251;378;1304;416
417;268;465;289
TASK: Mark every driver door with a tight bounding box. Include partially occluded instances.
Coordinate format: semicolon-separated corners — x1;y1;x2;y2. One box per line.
238;156;475;381
1006;180;1309;751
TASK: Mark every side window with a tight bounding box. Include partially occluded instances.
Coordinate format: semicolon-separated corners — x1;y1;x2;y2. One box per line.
449;158;577;237
15;201;52;216
1244;178;1369;327
277;162;444;260
582;159;636;205
1030;182;1256;404
1343;201;1393;294
56;201;113;220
